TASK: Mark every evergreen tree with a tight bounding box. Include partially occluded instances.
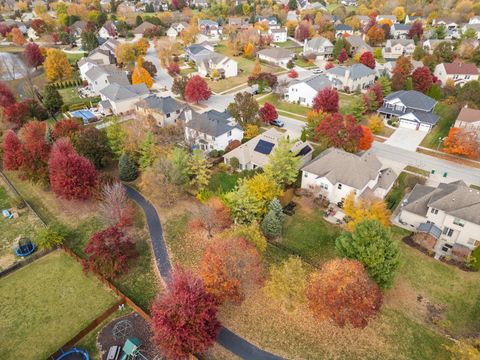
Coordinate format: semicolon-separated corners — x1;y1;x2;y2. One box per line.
106;116;127;157
378;76;391;95
42;85;63;116
288;0;297;10
350;97;366;121
119;153;138;181
261;199;284;239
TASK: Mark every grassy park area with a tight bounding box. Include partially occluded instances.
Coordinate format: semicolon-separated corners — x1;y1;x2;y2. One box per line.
421;103;459;149
0;251;118;360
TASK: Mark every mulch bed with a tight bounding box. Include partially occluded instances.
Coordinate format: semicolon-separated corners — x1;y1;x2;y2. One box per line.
97;313;160;360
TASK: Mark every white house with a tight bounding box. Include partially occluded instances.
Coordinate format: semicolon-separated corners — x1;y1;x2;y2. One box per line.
301;148;397;204
376;15;397;24
461;23;480;40
257;47;294;67
167;21;188;39
345;35;372;56
132;21;156;39
198;19;221;38
422;39;453;54
269;28;287;43
334;24;353;37
184;109;244;152
391;23;411;39
302;37;334;59
378;90;439;131
83;64;129;95
399;180;480;258
224;128;313;171
325;63;376;92
135;94;188;127
454;106;480;136
434;62;479;87
382;39;415;59
99;21;117;39
185;44;238;78
99;83;150;115
27;27;39;41
285;74;333;106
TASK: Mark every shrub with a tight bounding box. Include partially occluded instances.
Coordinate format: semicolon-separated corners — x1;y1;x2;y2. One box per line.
118;153;138;181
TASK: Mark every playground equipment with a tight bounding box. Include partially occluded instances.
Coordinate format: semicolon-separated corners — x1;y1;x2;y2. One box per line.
14;238;36;257
2;209;14;219
55;347;90;360
120;338;148;360
113;319;133;341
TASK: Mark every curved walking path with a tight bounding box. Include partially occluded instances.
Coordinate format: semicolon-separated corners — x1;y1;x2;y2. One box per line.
125;185;285;360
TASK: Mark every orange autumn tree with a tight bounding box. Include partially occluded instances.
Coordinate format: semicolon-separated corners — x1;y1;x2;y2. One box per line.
243;42;255;58
199;236;264;304
132;57;153;88
10;28;26;45
443;127;479;159
343;192;390;231
307;258;382;328
190;197;232;239
358;125;373;150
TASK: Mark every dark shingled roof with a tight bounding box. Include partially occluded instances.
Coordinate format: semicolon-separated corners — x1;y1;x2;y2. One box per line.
185;110;241;137
384;90;437;112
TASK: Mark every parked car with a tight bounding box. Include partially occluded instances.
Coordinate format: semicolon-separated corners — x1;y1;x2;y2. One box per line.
271;119;285;127
313;68;323;74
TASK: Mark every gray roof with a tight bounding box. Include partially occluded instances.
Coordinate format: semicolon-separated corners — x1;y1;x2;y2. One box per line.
257;47;294;59
84;65;129;85
100;83;149;101
335;24;352;31
135;94;184;114
133;21;156;34
392;23;411;31
290;74;333;92
327;63;375;79
301;148;383;190
386;39;414;47
199;19;219;27
410;110;439;125
403;181;480;225
185;110;240;137
306;36;333;50
384;90;437;112
346;35;372;51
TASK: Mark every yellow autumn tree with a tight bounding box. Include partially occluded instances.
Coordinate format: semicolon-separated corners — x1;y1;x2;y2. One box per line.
367;114;385;134
244;42;255;58
44;48;73;82
392;7;406;22
115;43;136;67
135;38;149;57
343;192;391;231
244;173;283;214
132;57;153;88
252;58;262;76
244;124;259;139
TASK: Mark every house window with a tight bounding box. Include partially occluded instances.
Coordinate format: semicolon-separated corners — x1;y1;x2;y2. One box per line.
467;238;478;246
227;131;232;137
430;208;439;215
442;227;454;237
453;218;465;227
212;136;216;141
321;183;329;190
338;184;342;190
166;113;170;118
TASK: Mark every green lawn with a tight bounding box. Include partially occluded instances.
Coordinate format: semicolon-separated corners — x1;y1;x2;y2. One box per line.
280;210;341;266
420;103;459;148
59;87;101;108
294;57;316;68
258;93;309;118
339;92;358;115
0;251;118;360
208;171;239;193
0;184;43;269
66;52;86;64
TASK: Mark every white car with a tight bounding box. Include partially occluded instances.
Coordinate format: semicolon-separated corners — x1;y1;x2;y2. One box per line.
313;68;323;74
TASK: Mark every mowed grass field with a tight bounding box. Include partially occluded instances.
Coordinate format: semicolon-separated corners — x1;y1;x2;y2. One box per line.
0;251;118;360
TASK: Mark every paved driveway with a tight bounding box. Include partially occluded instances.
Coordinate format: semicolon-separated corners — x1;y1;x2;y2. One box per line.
385;127;427;151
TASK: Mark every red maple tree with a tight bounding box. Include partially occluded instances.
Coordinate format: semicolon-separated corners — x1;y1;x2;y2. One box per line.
0;82;15;108
295;21;311;41
313;87;339;113
151;267;221;359
199;236;264;304
314;112;363;152
19;121;50;182
52;119;81;140
184;75;212;104
259;102;278;123
408;21;423;40
359;51;375;69
2;130;24;170
363;82;383;111
83;224;138;278
337;48;348;63
443;127;479;159
166;62;180;76
4;101;29;128
307;259;382;328
23;42;45;69
391;56;413;90
358;125;374;150
412;66;433;94
31;19;47;34
48;138;97;200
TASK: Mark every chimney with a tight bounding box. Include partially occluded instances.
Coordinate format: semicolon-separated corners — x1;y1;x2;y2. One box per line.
184;109;192;122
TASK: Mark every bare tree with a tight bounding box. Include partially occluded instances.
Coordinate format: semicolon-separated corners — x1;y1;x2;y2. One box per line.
99;182;134;227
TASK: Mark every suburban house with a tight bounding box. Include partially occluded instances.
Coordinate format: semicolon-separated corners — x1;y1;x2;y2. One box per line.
184;110;243;152
98;38;121;56
198;19;221;37
454;106;480;135
345;35;372;56
380;59;423;78
376;15;397;24
434;62;479;87
422;39;453;53
301;148;397;204
257;16;280;29
285;74;333;106
83;64;130;95
391;23;411;39
433;17;458;31
341;0;357;6
334;24;353;37
88;48;116;65
99;21;117;39
224;128;313;171
69;20;87;37
470;16;480;24
378;90;439;131
99;83;150;115
269;28;288;43
27;27;39;41
228;17;250;29
135;94;188;127
133;21;156;39
405;15;424;24
461;23;480;39
302;37;334;59
399;180;480;258
257;47;294;67
185;44;238;78
356;15;371;27
167;21;189;39
325;63;376;92
382;39;415;59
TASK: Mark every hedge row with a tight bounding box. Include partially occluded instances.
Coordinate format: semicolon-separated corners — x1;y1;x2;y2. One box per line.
51;78;82;89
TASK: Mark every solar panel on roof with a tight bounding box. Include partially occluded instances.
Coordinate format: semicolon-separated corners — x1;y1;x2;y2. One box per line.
254;140;275;155
296;145;312;157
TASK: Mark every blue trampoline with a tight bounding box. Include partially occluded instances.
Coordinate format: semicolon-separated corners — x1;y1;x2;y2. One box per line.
15;238;36;257
70;110;97;123
55;348;89;360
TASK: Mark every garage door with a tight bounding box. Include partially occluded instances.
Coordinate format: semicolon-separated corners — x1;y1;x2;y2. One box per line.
399;119;418;130
419;123;431;132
